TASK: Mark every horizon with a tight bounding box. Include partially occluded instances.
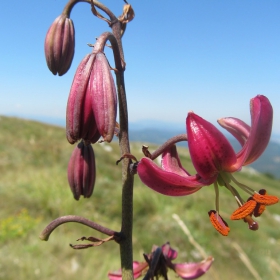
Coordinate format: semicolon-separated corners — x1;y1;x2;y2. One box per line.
2;113;280;144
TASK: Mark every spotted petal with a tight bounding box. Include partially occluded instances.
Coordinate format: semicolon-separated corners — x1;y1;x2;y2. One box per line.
187;112;237;178
137;157;214;196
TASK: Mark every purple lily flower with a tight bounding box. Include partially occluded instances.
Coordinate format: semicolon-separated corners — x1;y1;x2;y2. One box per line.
137;95;278;235
108;242;213;280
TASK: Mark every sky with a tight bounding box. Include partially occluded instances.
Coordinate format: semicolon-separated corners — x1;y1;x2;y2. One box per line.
0;0;280;135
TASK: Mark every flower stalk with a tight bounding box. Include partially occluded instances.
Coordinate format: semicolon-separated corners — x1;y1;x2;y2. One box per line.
43;1;134;278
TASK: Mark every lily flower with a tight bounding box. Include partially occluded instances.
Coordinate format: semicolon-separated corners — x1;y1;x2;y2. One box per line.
137;95;279;235
108;242;213;280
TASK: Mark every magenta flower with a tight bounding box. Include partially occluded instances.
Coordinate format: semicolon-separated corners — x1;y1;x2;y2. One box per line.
108;242;213;280
137;95;279;235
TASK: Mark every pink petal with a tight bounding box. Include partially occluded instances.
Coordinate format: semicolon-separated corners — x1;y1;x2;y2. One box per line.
107;271;122;280
218;117;250;146
187;112;237;178
161;145;191;177
132;261;149;279
233;95;273;169
161;242;178;261
108;261;148;280
137;158;214;196
173;256;214;280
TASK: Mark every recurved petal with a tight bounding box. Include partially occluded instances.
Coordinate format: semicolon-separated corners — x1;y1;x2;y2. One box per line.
161;242;178;261
218;117;250;147
187;112;236;178
161;145;191;177
172;256;214;280
137;158;214;196
108;261;148;280
234;95;273;169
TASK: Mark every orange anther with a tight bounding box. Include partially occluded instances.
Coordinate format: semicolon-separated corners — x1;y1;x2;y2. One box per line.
253;193;279;205
253;203;266;217
208;210;230;236
231;200;257;220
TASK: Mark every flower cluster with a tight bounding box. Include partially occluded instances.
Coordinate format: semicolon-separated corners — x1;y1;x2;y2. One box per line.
137;95;279;235
108;242;213;280
65;48;117;199
45;16;118;199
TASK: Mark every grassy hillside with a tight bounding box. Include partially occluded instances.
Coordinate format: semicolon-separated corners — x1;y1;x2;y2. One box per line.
0;116;279;280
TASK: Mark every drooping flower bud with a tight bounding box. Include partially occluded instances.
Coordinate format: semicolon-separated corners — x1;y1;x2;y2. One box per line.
66;53;101;144
67;141;96;200
88;52;117;143
44;14;75;76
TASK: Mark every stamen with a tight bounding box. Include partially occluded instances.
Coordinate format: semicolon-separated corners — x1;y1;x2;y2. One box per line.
252;193;279;205
224;182;244;205
243;215;259;231
253;203;266;217
214;181;220;213
228;174;255;196
208;210;230;236
234;196;243;207
231;200;257;220
247;194;266;217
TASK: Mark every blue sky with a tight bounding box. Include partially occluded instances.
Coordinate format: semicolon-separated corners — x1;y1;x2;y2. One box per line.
1;0;279;135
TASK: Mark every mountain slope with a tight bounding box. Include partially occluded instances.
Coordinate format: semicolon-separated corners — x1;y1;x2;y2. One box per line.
0;116;279;280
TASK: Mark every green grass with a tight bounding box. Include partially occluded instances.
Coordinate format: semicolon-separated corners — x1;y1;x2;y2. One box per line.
0;116;279;280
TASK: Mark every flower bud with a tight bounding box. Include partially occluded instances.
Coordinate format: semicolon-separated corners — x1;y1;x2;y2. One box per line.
89;52;117;143
66;53;101;144
66;51;117;144
44;14;75;76
67;141;96;200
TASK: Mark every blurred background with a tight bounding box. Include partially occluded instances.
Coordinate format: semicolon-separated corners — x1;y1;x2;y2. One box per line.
0;0;279;279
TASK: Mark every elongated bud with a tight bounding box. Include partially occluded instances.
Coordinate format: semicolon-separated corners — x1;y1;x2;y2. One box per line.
89;52;117;143
66;53;101;144
67;141;96;200
44;14;75;76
